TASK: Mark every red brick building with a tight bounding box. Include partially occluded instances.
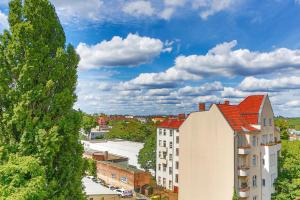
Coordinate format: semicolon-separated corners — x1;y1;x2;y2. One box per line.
97;161;152;191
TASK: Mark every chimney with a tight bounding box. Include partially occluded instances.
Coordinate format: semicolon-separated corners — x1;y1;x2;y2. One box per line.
178;113;186;119
104;151;108;160
199;103;206;111
224;100;230;105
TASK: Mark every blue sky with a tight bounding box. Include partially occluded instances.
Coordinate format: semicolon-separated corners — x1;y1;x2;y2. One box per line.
1;0;300;116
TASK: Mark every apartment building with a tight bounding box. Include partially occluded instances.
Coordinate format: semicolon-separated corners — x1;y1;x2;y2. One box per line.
179;95;281;200
156;118;184;193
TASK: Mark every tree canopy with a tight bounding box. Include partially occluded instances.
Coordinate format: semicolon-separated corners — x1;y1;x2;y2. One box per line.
275;119;289;140
0;0;84;199
272;141;300;200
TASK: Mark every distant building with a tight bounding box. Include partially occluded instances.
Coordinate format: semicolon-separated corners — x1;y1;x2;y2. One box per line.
83;149;128;164
89;126;110;140
151;117;166;124
156;118;185;193
97;116;108;127
82;140;144;169
179;95;281;200
82;176;119;200
136;117;148;123
96;161;152;191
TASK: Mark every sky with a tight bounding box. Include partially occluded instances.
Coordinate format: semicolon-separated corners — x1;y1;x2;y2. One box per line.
1;0;300;117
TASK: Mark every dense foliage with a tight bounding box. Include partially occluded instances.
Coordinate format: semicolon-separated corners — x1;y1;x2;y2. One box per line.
80;113;98;134
0;0;84;199
83;158;97;178
272;141;300;200
105;120;156;142
138;133;156;171
275;117;300;130
275;119;289;140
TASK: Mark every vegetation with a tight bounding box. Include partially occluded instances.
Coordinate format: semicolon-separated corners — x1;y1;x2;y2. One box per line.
81;112;98;134
105;120;156;142
138;133;156;172
275;117;300;130
272;141;300;200
0;0;84;199
232;189;239;200
83;158;97;177
275;119;289;140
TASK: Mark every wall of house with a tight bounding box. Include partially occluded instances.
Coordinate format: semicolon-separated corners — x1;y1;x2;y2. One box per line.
179;105;235;200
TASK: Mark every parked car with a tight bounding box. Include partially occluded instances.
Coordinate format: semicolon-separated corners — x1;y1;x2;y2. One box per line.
115;189;133;198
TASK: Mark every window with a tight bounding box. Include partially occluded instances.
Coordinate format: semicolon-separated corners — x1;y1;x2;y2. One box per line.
163;140;166;147
169;153;173;161
163;164;167;172
120;176;128;183
252;155;257;166
159;151;161;158
169;141;173;149
263;118;266;126
269;118;272;126
169;167;173;175
176;136;179;144
175;174;178;183
158;164;161;171
262;158;265;166
163;129;166;136
159;129;162;135
262;179;265;187
112;173;116;178
176;161;179;170
159;140;161;146
252;136;257;147
169;180;172;189
163;152;167;159
163;178;166;187
262;135;268;144
252;175;257;187
170;130;173;137
90;198;94;200
158;176;161;184
253;196;257;200
176;148;179;156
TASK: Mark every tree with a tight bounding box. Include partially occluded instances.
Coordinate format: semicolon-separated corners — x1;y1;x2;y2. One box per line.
275;119;289;140
138;132;156;172
0;0;84;199
0;155;47;200
272;141;300;200
232;189;239;200
83;158;97;177
81;113;97;134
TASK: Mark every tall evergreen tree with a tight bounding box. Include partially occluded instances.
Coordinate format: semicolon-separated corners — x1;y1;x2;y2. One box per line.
0;0;84;199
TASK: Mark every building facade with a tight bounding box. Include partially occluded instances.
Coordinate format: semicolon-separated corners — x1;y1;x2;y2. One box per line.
179;95;281;200
156;119;184;192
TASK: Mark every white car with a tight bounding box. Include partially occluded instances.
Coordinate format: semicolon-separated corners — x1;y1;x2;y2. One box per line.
114;189;133;198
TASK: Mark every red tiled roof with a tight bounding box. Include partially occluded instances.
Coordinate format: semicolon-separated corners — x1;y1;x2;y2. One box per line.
238;95;265;124
216;95;266;132
157;119;185;129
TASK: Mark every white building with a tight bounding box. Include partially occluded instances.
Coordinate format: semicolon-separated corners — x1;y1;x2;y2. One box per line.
156;119;184;192
82;139;144;169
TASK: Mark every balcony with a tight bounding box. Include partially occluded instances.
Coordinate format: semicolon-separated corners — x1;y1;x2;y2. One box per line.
238;146;251;155
158;146;167;151
238;166;250;177
239;187;250;198
160;157;167;164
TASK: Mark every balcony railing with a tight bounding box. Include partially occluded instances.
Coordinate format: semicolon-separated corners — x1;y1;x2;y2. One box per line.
238;166;250;177
239;187;250;198
238;146;251;155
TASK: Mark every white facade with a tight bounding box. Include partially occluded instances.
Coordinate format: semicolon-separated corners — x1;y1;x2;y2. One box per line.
156;127;180;191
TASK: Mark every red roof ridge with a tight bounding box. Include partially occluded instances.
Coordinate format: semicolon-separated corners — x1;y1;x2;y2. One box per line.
157;119;185;129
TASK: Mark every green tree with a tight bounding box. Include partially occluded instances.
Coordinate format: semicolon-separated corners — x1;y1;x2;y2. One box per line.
0;155;47;200
81;113;97;134
83;158;97;177
232;189;239;200
272;141;300;200
138;132;156;172
0;0;84;199
275;119;289;140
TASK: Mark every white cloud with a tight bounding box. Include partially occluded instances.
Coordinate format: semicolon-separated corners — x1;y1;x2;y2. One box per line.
76;33;171;70
239;76;300;91
0;11;9;32
146;88;172;96
296;0;300;4
159;7;175;20
122;1;154;17
50;0;103;23
120;40;300;89
164;0;186;7
192;0;235;20
177;81;223;96
285;100;300;107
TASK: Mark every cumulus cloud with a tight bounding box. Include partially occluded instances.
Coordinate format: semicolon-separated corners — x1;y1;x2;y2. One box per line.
122;1;154;17
159;7;175;20
0;11;8;32
50;0;103;23
239;76;300;91
76;33;171;70
192;0;235;20
177;81;223;96
120;40;300;90
164;0;186;7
